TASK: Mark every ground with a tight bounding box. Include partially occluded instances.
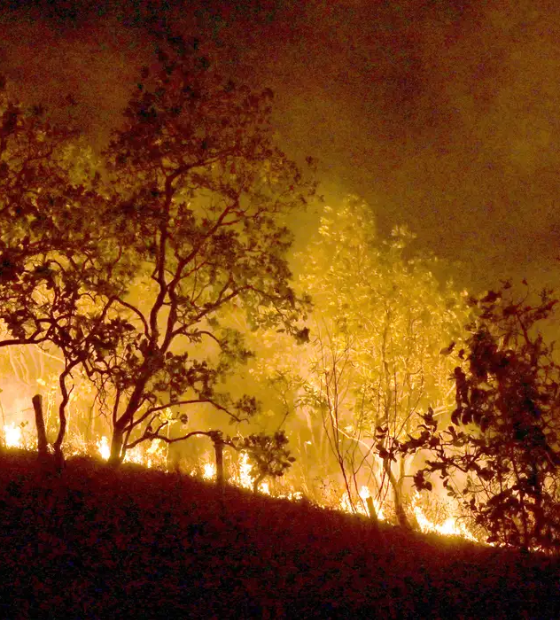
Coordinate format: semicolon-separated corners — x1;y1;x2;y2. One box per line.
0;449;558;618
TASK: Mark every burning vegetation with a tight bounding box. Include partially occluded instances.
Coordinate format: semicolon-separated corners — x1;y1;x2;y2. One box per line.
1;35;560;558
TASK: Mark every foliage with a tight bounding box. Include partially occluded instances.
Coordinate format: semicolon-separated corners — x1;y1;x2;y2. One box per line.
0;77;129;462
0;35;314;474
398;283;560;551
291;197;468;520
82;36;315;463
233;430;296;491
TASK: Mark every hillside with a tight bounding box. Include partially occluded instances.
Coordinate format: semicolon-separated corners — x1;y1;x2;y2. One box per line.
0;450;559;619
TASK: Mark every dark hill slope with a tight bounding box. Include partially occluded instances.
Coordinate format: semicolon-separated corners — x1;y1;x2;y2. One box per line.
0;450;558;618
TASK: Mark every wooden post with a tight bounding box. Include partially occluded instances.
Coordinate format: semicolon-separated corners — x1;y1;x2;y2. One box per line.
32;394;49;459
213;438;225;490
366;496;380;532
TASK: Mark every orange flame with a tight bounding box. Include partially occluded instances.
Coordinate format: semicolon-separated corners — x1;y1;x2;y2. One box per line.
4;423;23;448
4;417;487;547
339;486;385;521
97;436;110;460
202;461;216;480
412;493;478;542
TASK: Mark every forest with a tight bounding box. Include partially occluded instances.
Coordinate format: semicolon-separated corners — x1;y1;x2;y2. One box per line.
2;34;560;558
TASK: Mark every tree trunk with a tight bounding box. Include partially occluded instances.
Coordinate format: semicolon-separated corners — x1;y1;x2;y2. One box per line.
32;394;49;461
213;438;225;489
52;367;77;472
108;379;149;466
397;454;418;529
383;457;411;529
252;474;265;494
366;496;380;532
109;426;125;465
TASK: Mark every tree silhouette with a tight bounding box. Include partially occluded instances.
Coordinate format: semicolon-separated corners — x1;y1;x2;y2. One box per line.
80;36;315;465
0;36;315;481
399;282;560;551
0;79;127;465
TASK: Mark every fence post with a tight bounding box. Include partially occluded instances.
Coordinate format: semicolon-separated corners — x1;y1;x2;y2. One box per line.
32;394;49;460
366;496;380;533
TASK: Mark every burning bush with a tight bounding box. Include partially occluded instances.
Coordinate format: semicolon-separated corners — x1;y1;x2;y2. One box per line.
394;283;560;552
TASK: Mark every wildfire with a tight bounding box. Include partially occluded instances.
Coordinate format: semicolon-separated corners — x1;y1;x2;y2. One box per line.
203;461;216;480
412;493;478;542
96;436;168;469
238;452;270;494
124;448;149;467
197;452;271;494
3;418;484;548
339;486;385;521
97;436;110;460
3;423;23;448
144;439;166;469
238;452;253;489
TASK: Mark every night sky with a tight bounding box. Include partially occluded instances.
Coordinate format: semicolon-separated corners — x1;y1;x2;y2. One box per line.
1;0;559;290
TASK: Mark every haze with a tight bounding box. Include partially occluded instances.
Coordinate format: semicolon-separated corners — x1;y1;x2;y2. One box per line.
0;0;558;289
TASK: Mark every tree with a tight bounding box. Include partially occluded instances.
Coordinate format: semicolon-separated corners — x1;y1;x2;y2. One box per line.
400;283;560;551
0;36;314;483
0;78;126;466
293;197;468;523
78;36;316;465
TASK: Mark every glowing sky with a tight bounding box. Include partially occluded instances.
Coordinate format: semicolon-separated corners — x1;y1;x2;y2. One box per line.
1;0;559;289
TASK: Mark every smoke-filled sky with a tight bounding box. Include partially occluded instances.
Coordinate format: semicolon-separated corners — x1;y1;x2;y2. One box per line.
1;0;559;290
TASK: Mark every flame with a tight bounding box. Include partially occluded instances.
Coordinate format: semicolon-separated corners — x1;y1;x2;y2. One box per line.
339;486;385;521
203;462;216;480
4;423;23;448
236;452;270;494
144;439;166;469
412;493;478;542
97;436;168;469
278;490;304;501
195;452;271;494
238;452;253;489
124;448;149;467
97;436;110;460
0;417;487;548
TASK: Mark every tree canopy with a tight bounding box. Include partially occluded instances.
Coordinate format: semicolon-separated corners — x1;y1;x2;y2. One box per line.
396;283;560;551
0;37;315;480
254;196;469;520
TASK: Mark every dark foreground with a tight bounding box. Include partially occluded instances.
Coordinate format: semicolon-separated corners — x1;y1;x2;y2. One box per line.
0;450;559;619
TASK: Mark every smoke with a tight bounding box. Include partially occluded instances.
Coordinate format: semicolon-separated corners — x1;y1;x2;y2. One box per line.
1;0;559;287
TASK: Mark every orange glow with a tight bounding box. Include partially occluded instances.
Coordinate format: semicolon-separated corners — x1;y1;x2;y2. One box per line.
3;416;488;547
4;423;23;449
97;436;168;468
203;461;217;480
97;436;110;460
412;493;478;542
238;452;253;489
339;486;385;521
197;452;271;494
